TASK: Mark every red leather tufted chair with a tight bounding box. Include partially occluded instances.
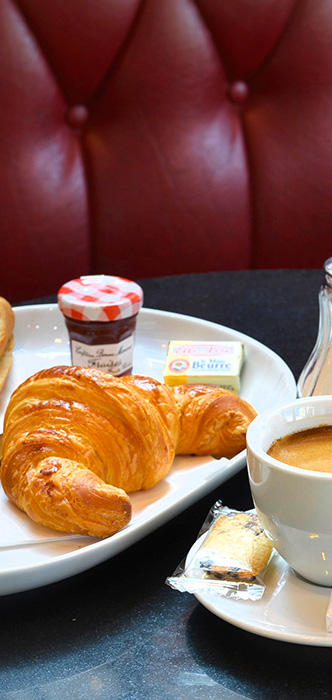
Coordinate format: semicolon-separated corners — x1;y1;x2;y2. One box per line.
1;0;332;304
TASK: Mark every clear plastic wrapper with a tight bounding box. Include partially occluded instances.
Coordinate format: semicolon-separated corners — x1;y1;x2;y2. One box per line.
166;501;274;601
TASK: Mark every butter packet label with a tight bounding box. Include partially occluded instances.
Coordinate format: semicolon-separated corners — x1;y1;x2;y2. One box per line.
163;340;244;393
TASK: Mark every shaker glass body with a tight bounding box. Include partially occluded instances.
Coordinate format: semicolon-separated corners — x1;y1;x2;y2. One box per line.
297;258;332;397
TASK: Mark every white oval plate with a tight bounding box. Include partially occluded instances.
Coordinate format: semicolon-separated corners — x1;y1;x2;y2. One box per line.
0;305;296;596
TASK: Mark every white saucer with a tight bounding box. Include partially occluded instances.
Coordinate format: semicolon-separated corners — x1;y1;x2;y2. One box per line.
194;549;332;645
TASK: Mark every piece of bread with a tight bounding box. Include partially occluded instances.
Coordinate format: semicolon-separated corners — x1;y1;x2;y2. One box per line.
201;511;273;581
0;297;15;390
1;366;257;537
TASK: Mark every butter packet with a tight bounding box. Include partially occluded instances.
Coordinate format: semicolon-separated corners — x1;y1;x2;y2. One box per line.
163;341;244;393
166;502;274;601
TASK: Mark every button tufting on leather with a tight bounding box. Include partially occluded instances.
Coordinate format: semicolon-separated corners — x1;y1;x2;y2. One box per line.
66;105;89;128
228;81;249;104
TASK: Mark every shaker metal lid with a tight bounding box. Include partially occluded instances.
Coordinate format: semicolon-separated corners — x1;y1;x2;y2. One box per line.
58;275;143;322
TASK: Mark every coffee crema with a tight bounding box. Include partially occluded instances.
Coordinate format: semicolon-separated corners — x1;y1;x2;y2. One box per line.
267;425;332;472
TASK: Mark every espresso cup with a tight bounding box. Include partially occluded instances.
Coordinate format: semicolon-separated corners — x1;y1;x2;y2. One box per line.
246;396;332;586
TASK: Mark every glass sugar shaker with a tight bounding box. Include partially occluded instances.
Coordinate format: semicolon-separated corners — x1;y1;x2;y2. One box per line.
298;257;332;397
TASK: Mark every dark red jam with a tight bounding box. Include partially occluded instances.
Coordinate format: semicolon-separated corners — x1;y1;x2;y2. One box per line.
63;314;138;376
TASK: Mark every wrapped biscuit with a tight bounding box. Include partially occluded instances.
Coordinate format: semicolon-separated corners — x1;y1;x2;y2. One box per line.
166;502;274;600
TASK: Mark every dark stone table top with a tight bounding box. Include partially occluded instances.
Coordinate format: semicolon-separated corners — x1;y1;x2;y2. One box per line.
2;269;329;700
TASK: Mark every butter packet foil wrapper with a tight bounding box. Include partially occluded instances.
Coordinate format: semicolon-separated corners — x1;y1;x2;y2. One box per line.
166;502;274;601
163;341;244;393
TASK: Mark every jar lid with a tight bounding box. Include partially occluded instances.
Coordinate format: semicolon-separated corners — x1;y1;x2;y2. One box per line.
58;275;143;322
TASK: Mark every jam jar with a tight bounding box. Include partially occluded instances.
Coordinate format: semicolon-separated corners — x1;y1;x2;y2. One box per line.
58;275;143;376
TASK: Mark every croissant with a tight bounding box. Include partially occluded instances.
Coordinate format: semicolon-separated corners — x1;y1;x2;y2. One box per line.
1;366;256;538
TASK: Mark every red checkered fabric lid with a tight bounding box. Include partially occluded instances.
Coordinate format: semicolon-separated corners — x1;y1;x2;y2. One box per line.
58;275;143;322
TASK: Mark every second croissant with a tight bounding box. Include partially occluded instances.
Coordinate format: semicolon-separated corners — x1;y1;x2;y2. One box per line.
1;366;257;538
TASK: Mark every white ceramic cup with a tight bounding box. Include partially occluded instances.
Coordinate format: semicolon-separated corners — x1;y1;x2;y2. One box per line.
246;396;332;586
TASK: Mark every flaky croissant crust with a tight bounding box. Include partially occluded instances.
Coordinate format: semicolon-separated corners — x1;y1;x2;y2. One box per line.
1;366;256;537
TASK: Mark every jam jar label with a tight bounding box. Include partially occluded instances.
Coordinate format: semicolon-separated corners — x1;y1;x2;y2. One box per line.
71;335;135;375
